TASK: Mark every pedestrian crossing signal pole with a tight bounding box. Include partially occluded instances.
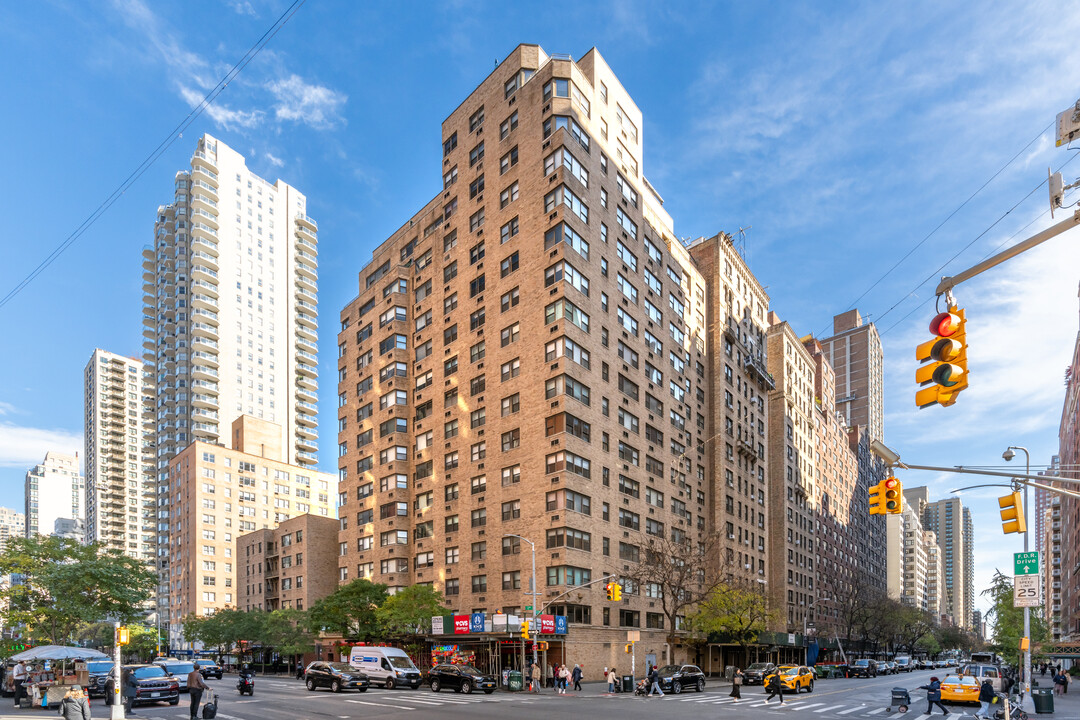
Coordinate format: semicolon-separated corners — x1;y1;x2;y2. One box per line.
111;621;125;720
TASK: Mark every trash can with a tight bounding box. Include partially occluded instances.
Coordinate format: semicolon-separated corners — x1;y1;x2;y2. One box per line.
622;675;634;693
1032;687;1054;714
508;671;523;692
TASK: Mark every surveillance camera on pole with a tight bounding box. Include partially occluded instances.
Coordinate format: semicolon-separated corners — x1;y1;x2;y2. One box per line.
1055;99;1080;147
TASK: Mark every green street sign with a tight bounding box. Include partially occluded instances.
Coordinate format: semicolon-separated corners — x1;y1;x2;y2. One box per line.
1014;551;1039;576
525;606;533;612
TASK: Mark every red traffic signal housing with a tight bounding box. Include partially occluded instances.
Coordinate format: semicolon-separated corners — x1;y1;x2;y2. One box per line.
916;307;969;408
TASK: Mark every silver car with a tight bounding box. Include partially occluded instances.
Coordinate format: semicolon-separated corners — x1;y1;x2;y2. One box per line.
154;661;196;691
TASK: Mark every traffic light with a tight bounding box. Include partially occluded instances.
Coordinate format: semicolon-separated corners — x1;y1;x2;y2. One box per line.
916;307;969;408
625;643;632;654
868;481;884;515
605;582;622;601
520;620;530;639
536;641;549;651
999;491;1026;534
116;627;129;646
882;477;903;514
606;582;614;601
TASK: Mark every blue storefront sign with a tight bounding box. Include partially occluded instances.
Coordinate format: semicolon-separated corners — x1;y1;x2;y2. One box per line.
555;616;568;635
470;612;486;633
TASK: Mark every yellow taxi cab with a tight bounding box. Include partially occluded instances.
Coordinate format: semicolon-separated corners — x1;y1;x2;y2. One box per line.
940;674;980;703
775;665;815;693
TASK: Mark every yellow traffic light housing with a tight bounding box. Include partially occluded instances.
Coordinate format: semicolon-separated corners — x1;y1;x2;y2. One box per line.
520;620;530;638
607;582;622;602
999;491;1026;534
116;626;129;646
625;643;632;654
605;582;614;601
882;477;902;514
868;481;884;515
916;307;969;408
1019;636;1030;652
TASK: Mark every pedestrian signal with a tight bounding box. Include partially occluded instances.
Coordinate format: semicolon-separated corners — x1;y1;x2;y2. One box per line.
116;627;129;645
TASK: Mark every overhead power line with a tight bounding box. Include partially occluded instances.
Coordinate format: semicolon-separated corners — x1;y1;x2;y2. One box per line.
0;0;307;313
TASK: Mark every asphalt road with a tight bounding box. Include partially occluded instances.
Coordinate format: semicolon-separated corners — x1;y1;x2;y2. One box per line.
0;668;1021;720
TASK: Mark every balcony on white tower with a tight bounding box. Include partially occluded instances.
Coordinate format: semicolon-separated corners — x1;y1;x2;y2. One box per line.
191;308;219;326
191;293;219;313
296;335;317;355
191;279;219;298
296;450;317;465
296;323;317;342
190;192;217;214
192;365;219;382
191;151;218;177
296;286;318;303
296;259;318;282
296;436;318;452
296;418;317;436
296;352;319;378
296;213;318;232
191;321;218;340
191;208;219;231
296;274;318;294
296;310;318;329
191;421;219;439
296;375;317;393
191;250;219;273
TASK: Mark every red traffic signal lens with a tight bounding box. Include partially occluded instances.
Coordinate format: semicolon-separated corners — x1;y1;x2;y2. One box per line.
883;477;898;490
929;312;961;337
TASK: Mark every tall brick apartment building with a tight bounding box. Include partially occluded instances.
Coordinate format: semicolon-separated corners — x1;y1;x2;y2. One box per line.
335;45;775;671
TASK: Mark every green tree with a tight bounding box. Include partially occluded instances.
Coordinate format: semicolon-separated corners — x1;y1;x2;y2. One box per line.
375;585;449;636
690;578;776;666
0;536;155;645
307;578;388;640
916;634;942;655
263;609;314;659
983;570;1048;666
182;609;267;660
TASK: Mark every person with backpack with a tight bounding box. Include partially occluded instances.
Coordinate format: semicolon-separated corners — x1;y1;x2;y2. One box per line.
764;672;784;705
919;676;948;715
58;685;91;720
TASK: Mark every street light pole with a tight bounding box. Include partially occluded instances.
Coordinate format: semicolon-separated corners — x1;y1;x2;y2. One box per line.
802;596;832;664
1004;446;1032;711
504;534;538;668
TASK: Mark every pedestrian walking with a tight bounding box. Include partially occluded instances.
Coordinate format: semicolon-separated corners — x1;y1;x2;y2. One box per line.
531;661;542;693
919;676;948;715
58;685;91;720
730;668;744;701
296;659;305;679
608;667;618;693
1054;672;1066;696
647;665;664;697
123;668;139;716
559;664;571;693
1064;670;1071;694
1041;664;1047;677
11;659;27;708
547;663;554;689
188;662;211;720
572;664;582;691
975;678;995;718
764;672;784;705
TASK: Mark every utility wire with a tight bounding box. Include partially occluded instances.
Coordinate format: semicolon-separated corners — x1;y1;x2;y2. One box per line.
878;150;1080;337
822;121;1054;337
0;0;307;312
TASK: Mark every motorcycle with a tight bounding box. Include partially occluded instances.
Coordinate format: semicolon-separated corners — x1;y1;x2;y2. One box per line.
237;675;254;696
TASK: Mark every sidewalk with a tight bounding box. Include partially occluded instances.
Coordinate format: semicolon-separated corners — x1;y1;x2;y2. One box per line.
505;677;734;695
1030;685;1079;716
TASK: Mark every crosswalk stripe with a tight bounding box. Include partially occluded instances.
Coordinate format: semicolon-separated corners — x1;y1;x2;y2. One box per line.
836;706;866;715
345;698;417;710
866;709;888;716
813;705;846;713
788;702;823;710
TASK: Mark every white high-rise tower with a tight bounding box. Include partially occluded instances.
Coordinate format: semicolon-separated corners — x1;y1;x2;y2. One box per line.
83;349;156;559
143;134;320;637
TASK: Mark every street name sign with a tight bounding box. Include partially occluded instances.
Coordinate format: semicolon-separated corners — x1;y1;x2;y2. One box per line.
1013;575;1040;608
1014;551;1039;576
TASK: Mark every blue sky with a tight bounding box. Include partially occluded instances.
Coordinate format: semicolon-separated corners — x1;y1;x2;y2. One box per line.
1;0;1079;621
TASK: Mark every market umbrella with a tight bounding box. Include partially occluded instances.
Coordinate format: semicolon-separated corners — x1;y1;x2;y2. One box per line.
10;645;109;662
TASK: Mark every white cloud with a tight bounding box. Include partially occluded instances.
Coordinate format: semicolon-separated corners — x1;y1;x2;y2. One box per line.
265;152;284;168
0;423;82;469
229;1;257;16
267;74;347;129
178;86;263;130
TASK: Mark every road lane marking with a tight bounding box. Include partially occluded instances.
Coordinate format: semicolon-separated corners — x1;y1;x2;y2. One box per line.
866;709;888;715
345;698;417;710
837;706;865;714
813;704;846;713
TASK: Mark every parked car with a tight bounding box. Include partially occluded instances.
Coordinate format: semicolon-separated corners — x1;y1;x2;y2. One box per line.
105;665;180;707
849;659;878;678
197;660;223;680
655;664;706;694
940;674;980;704
881;661;898;675
154;661;196;691
305;661;371;693
935;660;949;669
426;664;497;694
775;665;814;693
918;659;936;670
743;662;778;686
894;657;913;673
85;660;115;698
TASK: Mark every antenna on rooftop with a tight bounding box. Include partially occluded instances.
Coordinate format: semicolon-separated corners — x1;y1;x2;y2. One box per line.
733;226;752;260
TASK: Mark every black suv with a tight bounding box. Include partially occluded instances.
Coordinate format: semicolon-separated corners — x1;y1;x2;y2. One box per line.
849;659;878;678
427;664;497;694
85;661;115;698
198;660;223;680
104;665;180;707
304;662;370;693
743;662;778;686
656;664;706;694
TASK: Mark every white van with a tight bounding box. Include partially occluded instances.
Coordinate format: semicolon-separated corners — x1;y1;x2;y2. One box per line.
348;646;422;689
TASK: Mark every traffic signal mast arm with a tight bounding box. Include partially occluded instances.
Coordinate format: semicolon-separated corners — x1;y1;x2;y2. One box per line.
935;208;1080;296
893;462;1080;501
